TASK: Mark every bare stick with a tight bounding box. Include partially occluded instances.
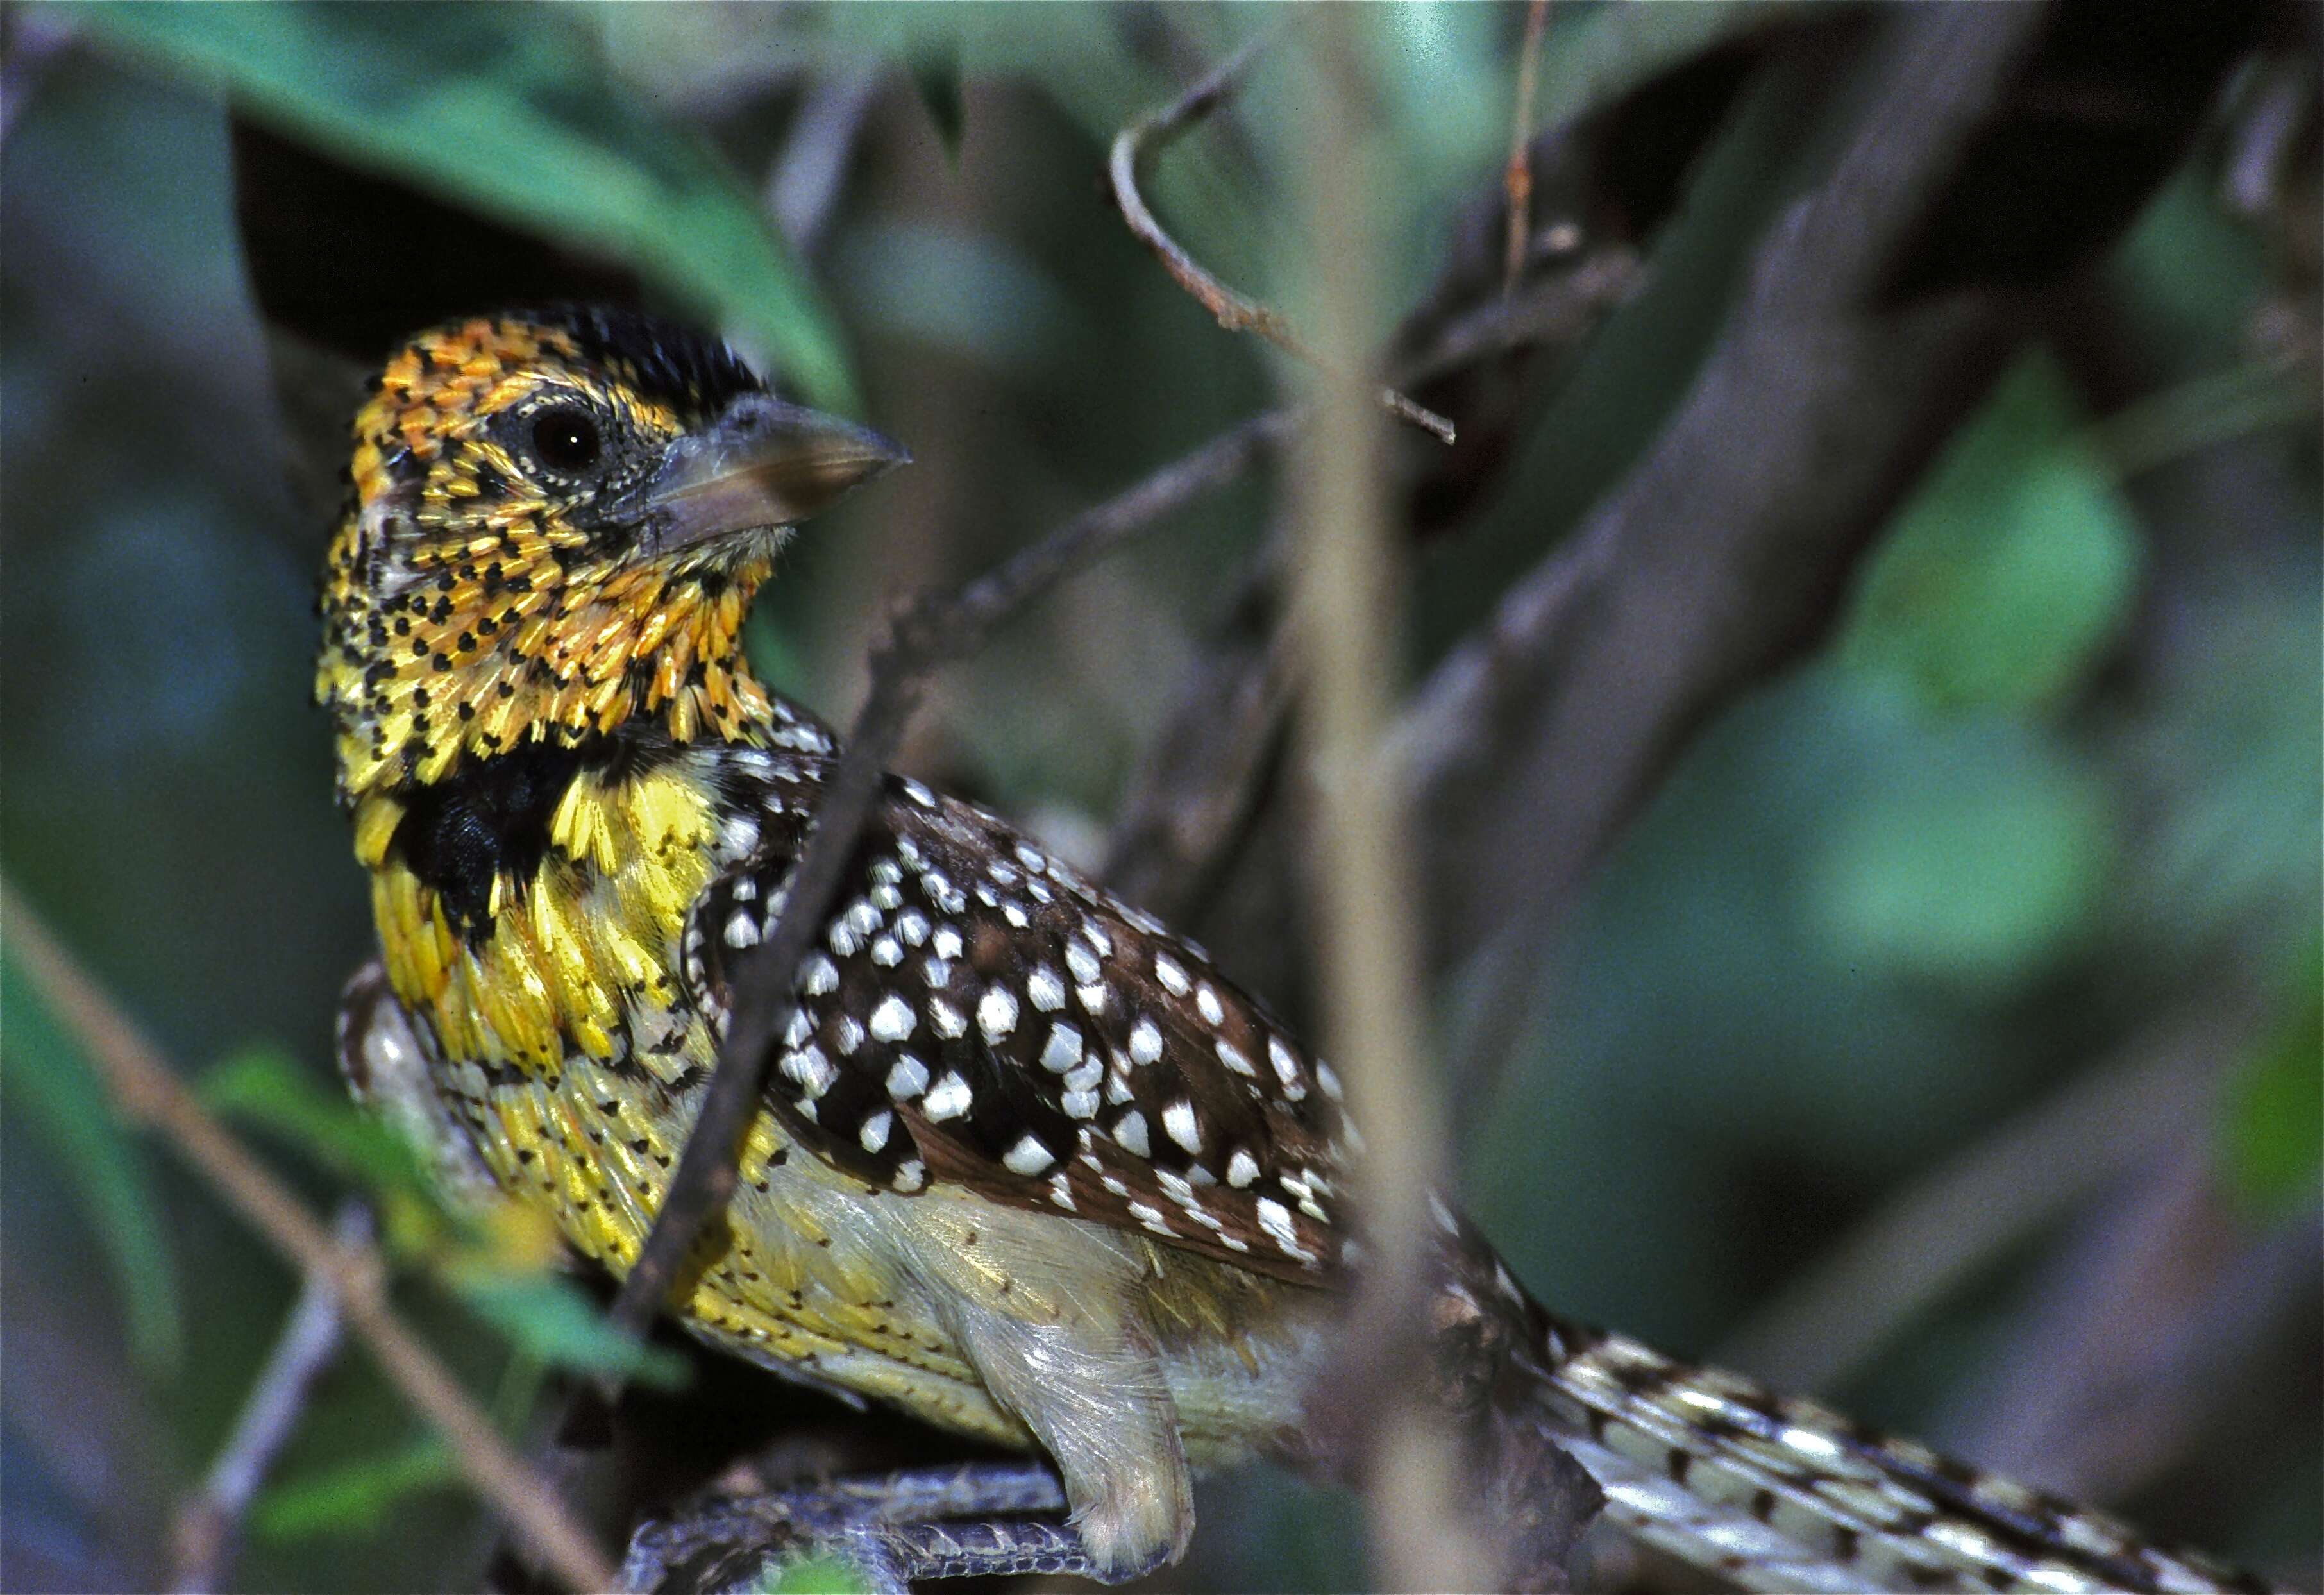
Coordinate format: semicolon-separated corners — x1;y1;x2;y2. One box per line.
1109;31;1457;447
171;1203;366;1593
600;414;1287;1364
1501;0;1554;296
1286;13;1490;1591
1;884;616;1594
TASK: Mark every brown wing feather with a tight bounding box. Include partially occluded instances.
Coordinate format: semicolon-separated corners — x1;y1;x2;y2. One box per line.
682;754;1354;1284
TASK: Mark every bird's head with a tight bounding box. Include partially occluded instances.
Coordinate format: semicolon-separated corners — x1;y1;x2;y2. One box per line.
316;307;902;800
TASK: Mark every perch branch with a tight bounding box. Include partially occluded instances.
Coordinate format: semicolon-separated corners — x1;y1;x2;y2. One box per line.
1;884;616;1594
1109;31;1456;446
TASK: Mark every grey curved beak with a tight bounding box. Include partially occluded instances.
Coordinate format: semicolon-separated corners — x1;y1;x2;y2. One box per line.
643;394;908;552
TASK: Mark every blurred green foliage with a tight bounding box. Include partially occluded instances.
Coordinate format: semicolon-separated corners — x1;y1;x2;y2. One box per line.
2225;932;2324;1213
0;950;183;1372
3;4;2315;1592
75;1;855;407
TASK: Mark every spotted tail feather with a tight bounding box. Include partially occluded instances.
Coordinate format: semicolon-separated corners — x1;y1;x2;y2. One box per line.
1433;1213;2278;1594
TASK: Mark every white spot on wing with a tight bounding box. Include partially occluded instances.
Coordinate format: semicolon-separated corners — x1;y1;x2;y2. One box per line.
1040;1022;1083;1074
977;986;1019;1039
869;994;916;1043
923;1072;973;1122
1129;1018;1163;1065
1162;1099;1203;1154
1002;1135;1055;1176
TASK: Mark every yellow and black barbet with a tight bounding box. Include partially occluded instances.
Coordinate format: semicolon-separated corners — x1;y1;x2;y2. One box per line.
319;307;2273;1593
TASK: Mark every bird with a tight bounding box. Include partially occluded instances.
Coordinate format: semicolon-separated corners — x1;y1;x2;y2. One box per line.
317;306;2274;1594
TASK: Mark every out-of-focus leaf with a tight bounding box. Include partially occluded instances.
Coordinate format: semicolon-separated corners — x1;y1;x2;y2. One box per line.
1840;354;2141;714
249;1435;457;1542
453;1275;688;1390
0;951;183;1371
2223;933;2323;1212
757;1553;879;1595
199;1048;432;1201
1806;712;2116;990
831;220;1081;371
200;1051;671;1384
71;1;855;409
199;1047;493;1267
1531;0;1817;138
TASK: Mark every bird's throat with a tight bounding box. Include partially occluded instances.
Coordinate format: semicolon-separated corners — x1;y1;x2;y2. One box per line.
316;530;779;802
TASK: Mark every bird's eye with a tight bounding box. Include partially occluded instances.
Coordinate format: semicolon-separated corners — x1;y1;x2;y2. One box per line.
529;405;602;475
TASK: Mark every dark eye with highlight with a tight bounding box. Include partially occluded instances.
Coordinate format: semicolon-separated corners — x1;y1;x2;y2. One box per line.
528;404;602;475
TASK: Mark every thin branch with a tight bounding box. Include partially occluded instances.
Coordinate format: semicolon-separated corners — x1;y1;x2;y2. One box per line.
1100;87;1651;920
0;884;616;1594
1715;1002;2241;1394
171;1204;366;1594
1935;1144;2322;1506
1501;0;1554;296
1288;13;1490;1591
598;413;1288;1370
1108;31;1457;447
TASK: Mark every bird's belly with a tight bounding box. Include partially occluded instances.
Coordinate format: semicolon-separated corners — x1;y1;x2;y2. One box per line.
455;1046;1037;1449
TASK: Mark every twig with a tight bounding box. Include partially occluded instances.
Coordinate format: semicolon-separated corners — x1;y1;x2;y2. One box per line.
1100;81;1651;920
1935;1143;2321;1505
1108;31;1457;447
1286;13;1490;1591
1501;0;1554;296
1715;1004;2240;1394
597;413;1288;1371
0;883;617;1594
171;1204;367;1593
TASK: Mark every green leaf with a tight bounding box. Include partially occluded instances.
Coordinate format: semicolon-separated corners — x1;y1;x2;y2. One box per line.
250;1435;459;1542
71;1;856;410
0;949;183;1371
1807;713;2116;990
2223;934;2323;1213
757;1553;879;1595
200;1047;433;1199
453;1274;689;1391
1842;353;2141;715
1531;1;1819;139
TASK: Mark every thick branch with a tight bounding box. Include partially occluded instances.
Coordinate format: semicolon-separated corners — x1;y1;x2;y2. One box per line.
1399;4;2050;1002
